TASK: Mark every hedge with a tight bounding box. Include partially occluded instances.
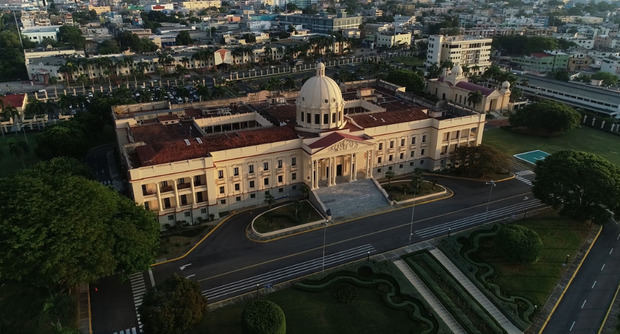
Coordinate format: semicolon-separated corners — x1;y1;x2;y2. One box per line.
242;300;286;334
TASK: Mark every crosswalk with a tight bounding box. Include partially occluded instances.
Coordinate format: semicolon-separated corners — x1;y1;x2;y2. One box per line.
128;272;146;333
203;244;376;301
415;199;544;239
515;170;535;186
113;328;137;334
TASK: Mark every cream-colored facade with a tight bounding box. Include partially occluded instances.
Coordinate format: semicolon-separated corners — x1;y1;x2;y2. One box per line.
427;65;512;113
425;35;492;74
181;0;222;10
114;64;485;227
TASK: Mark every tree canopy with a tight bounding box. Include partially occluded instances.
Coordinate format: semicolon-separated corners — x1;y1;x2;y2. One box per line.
98;39;121;54
533;151;620;224
0;157;159;290
117;31;158;53
509;100;581;134
453;144;511;178
385;69;425;94
58;25;85;49
175;31;193;45
242;299;286;334
139;274;207;334
492;36;575;56
497;224;543;263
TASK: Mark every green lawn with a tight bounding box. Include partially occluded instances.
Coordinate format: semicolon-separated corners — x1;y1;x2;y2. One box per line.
194;261;448;334
382;181;444;201
392;56;425;67
0;133;40;177
253;200;322;233
483;127;620;166
469;216;590;307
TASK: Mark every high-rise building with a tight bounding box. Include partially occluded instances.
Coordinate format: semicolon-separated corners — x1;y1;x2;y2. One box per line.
425;35;493;74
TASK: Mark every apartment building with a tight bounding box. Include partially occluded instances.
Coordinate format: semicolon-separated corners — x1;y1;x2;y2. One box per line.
277;12;362;33
425;35;493;74
114;64;486;226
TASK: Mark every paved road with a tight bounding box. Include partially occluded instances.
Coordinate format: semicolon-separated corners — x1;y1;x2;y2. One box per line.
543;221;620;334
92;176;535;333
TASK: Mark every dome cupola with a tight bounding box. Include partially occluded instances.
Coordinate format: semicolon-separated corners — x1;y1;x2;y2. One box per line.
296;62;346;132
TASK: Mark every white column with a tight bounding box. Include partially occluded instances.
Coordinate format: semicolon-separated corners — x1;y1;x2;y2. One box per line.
156;182;163;212
190;176;196;207
328;158;333;186
349;153;354;182
173;179;180;208
311;159;316;189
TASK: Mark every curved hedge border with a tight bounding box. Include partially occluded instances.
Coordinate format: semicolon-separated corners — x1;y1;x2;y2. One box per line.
294;266;441;334
438;224;536;330
405;252;506;334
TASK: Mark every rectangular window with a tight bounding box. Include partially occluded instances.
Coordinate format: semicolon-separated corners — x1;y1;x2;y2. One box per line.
300;112;304;122
400;138;405;146
233;167;239;176
307;112;311;123
315;114;320;124
441;146;448;154
249;164;254;174
277;160;283;169
194;175;202;185
236;196;241;202
168;215;174;221
250;193;256;198
291;157;296;166
164;198;171;209
178;178;185;184
324;114;328;124
218;170;224;179
249;180;255;188
422;135;427;143
219;186;225;194
400;153;404;159
201;208;207;214
421;149;425;155
184;211;190;217
292;172;297;180
389;155;393;161
278;175;283;183
197;192;203;202
220;199;226;204
234;183;240;191
410;151;415;158
378;157;382;163
263;162;269;171
264;178;269;186
279;188;284;193
144;202;150;210
180;195;187;206
378;143;383;150
444;133;449;141
332;113;336;123
390;141;394;148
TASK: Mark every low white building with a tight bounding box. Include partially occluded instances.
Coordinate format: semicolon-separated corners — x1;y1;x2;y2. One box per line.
600;57;620;77
375;31;411;48
21;25;61;43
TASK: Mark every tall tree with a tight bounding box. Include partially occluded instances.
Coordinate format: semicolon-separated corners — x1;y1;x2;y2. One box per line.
0;158;159;290
467;90;483;110
509;100;580;134
139;275;207;334
533;151;620;224
58;25;85;49
453;145;511;178
175;31;193;45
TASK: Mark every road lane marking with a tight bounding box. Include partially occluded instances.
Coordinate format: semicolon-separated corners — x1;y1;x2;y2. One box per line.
581;299;587;309
192;192;536;283
617;233;620;240
602;263;606;271
179;263;192;271
185;274;196;279
610;248;614;255
592;281;597;289
569;321;576;332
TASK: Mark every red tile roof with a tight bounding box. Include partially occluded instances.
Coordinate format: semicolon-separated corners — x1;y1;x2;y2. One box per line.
133;125;299;167
0;94;26;109
454;82;495;96
308;132;366;149
349;108;428;128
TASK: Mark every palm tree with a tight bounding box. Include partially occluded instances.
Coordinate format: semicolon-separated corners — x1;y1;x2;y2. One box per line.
468;90;484;111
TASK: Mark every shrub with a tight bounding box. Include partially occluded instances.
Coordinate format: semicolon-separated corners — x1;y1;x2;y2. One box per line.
241;300;286;334
496;224;543;263
331;283;357;304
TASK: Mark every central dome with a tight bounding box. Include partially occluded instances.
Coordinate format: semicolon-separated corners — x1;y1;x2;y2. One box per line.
296;62;346;132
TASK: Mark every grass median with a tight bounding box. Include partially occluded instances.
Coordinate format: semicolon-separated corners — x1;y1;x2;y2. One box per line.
253;200;322;234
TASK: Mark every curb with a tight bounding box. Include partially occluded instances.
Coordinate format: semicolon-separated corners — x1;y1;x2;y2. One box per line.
598;282;620;334
537;225;603;334
245;186;455;244
151;213;235;267
423;172;516;183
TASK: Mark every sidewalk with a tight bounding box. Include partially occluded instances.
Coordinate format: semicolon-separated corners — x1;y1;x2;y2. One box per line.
393;259;467;334
77;283;92;334
429;248;522;334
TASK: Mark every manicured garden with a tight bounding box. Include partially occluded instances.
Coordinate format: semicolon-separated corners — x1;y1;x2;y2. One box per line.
0;133;40;177
438;214;592;330
193;261;451;334
382;180;444;202
483;127;620;166
253;200;323;234
405;252;506;334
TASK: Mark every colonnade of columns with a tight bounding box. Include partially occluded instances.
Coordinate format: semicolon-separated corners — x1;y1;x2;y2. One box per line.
310;151;372;190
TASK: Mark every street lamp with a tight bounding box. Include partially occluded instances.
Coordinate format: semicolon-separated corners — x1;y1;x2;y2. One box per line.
322;209;332;274
408;178;418;244
485;180;496;216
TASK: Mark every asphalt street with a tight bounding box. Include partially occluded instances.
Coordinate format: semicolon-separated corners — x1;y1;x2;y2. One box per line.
543;221;620;334
91;176;535;333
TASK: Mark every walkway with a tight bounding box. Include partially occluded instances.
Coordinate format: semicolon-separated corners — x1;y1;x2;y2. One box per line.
429;248;523;334
393;259;466;334
314;179;390;220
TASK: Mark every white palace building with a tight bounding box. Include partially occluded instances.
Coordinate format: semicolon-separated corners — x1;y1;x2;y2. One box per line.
114;63;486;226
